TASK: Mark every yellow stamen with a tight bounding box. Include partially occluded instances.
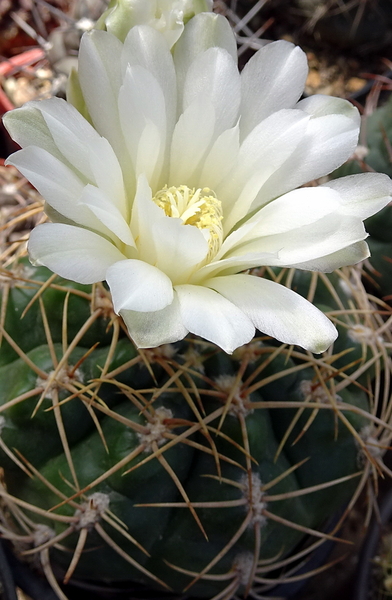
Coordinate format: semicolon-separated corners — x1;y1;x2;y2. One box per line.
153;185;223;258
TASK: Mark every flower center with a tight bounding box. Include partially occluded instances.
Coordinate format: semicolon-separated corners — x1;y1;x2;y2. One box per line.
153;185;223;258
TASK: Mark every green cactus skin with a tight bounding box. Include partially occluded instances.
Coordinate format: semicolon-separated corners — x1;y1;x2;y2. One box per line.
366;238;392;304
0;257;115;367
0;261;390;599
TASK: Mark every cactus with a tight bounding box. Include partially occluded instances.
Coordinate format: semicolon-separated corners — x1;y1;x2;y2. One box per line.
1;241;391;600
1;3;391;598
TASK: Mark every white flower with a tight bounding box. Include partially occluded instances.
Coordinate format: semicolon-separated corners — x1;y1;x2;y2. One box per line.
95;0;213;45
4;14;392;354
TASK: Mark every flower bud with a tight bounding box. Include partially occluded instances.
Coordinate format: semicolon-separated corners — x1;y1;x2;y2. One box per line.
95;0;213;46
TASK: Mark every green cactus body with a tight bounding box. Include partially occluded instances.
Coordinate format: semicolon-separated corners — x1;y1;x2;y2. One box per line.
367;238;392;303
0;257;126;367
0;260;390;599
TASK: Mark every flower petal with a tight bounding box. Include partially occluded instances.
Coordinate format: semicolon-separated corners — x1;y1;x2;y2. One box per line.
240;41;308;140
9;146;129;241
289;241;369;271
196;208;368;280
78;30;131;175
24;98;103;180
173;12;237;108
106;259;173;312
134;121;163;189
200;124;240;191
14;98;128;217
218;109;309;232
297;94;359;119
28;223;125;284
169;96;216;185
120;293;188;348
229;213;367;267
213;187;341;266
182;47;241;135
217;187;374;271
3;101;64;162
121;25;177;135
88;137;128;217
118;64;167;188
222;187;341;251
152;217;209;283
191;250;277;283
7;147;89;226
323;173;392;220
255;96;360;205
131;175;165;265
78;184;135;247
207;274;338;353
175;284;255;353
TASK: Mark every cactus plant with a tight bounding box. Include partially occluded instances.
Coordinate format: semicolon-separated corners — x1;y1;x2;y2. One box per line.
1;240;392;600
1;3;392;599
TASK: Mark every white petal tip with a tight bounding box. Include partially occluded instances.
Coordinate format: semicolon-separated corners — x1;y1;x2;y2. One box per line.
308;326;338;354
